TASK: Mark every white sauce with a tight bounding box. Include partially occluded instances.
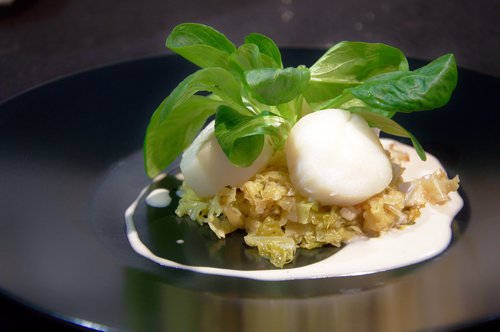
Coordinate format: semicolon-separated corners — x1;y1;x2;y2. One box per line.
145;189;171;208
125;139;463;281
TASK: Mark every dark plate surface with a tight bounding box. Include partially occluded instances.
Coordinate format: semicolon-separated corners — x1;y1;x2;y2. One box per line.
0;49;499;332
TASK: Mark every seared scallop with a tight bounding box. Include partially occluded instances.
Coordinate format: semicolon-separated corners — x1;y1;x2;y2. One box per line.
285;109;392;206
180;121;273;197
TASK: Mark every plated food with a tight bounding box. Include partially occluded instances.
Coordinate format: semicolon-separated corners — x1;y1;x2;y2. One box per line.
128;23;462;275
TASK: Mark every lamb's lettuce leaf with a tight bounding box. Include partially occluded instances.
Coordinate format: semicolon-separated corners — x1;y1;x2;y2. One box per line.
144;96;225;177
303;41;409;109
166;23;236;68
244;33;283;68
214;106;289;167
158;67;245;121
349;54;457;112
144;23;457;177
245;66;310;106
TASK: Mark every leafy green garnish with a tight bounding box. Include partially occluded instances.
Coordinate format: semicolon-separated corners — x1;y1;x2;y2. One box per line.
215;106;290;167
245;66;310;105
159;67;245;119
244;33;283;68
302;41;409;109
349;54;457;112
144;96;225;177
229;44;278;73
144;23;458;177
166;23;236;68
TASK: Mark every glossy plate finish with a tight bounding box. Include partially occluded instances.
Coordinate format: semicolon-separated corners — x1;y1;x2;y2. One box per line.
0;50;499;332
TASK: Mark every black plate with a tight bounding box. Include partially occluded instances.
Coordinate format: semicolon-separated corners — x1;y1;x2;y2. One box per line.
1;49;499;332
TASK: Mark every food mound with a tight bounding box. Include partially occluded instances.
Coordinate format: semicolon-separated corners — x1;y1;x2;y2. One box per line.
143;23;460;268
175;143;459;268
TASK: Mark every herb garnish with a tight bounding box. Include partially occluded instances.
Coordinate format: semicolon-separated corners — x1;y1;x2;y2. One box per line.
144;23;457;177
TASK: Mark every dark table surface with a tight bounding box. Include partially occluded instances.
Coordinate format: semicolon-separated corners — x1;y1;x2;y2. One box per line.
1;0;499;103
1;0;499;331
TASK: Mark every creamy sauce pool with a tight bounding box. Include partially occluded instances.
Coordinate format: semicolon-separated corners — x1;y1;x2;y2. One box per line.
125;139;463;281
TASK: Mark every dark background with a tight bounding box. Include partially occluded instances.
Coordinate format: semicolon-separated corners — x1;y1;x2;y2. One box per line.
0;0;499;331
1;0;499;103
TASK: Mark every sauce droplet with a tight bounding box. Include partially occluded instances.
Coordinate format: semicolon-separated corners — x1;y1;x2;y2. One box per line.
145;188;171;208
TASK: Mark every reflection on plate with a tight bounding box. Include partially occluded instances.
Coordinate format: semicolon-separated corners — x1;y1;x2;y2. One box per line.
0;50;499;331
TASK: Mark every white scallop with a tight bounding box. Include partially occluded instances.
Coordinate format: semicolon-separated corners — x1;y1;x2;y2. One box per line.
285;109;393;206
180;121;273;197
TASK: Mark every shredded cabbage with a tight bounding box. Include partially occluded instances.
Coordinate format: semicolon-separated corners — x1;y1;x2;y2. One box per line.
175;146;459;268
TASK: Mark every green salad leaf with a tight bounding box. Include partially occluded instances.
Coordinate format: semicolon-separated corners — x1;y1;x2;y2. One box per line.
349;54;457;112
144;22;458;177
166;23;236;68
245;66;310;106
144;96;225;177
228;44;279;84
215;106;289;167
244;33;283;68
303;41;409;109
159;67;245;120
